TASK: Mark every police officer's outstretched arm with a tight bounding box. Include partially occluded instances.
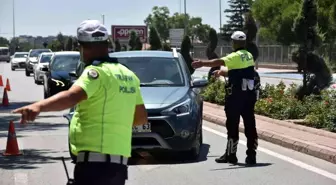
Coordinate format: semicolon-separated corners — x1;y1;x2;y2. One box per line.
133;78;148;126
12;67;100;122
191;58;225;69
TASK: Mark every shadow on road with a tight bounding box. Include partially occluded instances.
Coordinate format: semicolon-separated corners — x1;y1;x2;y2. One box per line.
0;149;71;170
210;162;273;171
128;144;210;166
0;114;68;138
0;101;36;113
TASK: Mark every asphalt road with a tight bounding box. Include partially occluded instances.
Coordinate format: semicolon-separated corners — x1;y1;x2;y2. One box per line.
1;62;336;185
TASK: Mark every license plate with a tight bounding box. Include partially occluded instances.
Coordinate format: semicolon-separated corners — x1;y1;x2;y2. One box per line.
132;122;151;133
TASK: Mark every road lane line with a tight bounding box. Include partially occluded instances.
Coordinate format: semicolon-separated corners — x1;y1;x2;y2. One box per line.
202;126;336;181
14;172;28;185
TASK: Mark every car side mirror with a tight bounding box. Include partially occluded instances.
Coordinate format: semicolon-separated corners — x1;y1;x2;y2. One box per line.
191;78;208;88
41;67;49;72
69;71;78;78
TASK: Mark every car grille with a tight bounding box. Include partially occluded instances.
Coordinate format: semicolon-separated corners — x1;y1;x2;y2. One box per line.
150;120;175;138
19;62;25;67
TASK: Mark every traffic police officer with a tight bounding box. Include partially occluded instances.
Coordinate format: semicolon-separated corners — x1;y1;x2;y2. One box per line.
191;31;258;165
13;20;148;184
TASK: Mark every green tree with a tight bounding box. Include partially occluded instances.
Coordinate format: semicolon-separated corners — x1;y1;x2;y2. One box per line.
180;36;194;75
0;37;9;46
134;37;143;50
162;43;172;51
206;28;220;80
128;31;137;50
292;0;332;100
56;32;65;51
221;0;251;41
114;39;121;52
43;42;48;48
66;37;73;51
149;26;162;50
145;6;170;41
145;7;212;43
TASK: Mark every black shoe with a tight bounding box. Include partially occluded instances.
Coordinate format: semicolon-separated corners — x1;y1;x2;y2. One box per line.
245;156;256;165
215;154;238;164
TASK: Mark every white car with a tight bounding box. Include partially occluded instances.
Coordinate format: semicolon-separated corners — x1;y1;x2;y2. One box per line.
33;52;54;85
11;52;29;70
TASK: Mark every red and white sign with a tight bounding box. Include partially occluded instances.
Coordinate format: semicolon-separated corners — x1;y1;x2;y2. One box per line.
111;25;148;42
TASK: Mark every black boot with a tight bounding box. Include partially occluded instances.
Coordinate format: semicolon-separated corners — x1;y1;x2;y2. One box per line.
215;153;238;164
215;138;238;164
245;155;256;165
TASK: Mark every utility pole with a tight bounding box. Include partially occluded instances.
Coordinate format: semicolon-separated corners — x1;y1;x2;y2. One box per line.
101;14;105;25
219;0;222;33
184;0;187;36
13;0;16;52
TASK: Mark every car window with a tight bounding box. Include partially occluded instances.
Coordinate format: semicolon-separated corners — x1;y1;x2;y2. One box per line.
0;49;9;55
14;53;27;58
50;55;80;71
40;55;52;63
117;57;185;86
29;50;51;57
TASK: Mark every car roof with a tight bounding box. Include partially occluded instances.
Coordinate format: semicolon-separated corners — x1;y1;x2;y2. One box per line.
53;51;80;56
29;49;51;51
14;52;28;54
109;50;178;58
40;52;53;55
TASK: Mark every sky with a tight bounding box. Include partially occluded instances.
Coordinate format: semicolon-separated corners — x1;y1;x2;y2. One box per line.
0;0;229;39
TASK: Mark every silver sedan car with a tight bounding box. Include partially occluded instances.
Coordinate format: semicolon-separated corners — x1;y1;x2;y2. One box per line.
33;52;53;85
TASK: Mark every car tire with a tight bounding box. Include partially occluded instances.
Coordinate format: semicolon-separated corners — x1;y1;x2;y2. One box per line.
179;118;203;161
25;69;30;76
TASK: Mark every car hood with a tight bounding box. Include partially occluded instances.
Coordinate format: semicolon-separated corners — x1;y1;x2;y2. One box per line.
51;71;70;81
12;58;26;62
37;63;49;68
28;57;38;62
141;87;189;109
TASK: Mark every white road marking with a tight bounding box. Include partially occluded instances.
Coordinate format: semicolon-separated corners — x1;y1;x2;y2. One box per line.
202;126;336;181
14;172;28;185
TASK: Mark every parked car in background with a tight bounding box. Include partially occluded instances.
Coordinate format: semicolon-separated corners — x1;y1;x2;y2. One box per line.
64;49;208;162
25;48;52;76
0;47;10;62
10;52;29;70
33;52;54;84
41;51;80;98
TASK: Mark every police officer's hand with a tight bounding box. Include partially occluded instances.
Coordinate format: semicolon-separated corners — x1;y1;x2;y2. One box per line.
191;59;203;69
12;104;41;122
212;70;226;78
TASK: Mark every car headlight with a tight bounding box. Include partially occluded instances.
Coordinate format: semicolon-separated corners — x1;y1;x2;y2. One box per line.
161;98;191;116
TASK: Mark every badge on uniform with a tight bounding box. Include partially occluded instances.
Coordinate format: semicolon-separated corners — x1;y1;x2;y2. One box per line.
87;69;99;79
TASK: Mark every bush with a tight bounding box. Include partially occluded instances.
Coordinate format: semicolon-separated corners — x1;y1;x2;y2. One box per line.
201;80;336;132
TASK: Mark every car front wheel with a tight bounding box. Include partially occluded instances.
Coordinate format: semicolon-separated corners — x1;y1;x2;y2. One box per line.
178;118;203;161
25;69;30;76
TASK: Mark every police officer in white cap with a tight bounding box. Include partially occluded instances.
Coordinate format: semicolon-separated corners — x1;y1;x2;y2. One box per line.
192;31;259;165
12;19;148;184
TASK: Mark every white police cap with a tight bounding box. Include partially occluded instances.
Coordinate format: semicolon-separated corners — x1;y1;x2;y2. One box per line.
77;20;109;42
231;31;246;41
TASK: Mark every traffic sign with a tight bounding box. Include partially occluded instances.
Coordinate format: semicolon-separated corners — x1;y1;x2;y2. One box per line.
111;25;148;43
169;29;184;46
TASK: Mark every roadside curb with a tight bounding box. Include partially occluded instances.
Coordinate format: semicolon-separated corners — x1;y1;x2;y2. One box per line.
203;112;336;164
204;102;336;139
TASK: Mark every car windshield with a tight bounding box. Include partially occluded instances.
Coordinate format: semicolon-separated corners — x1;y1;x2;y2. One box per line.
29;50;51;57
51;55;80;71
117;57;185;86
40;55;52;63
14;53;27;58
